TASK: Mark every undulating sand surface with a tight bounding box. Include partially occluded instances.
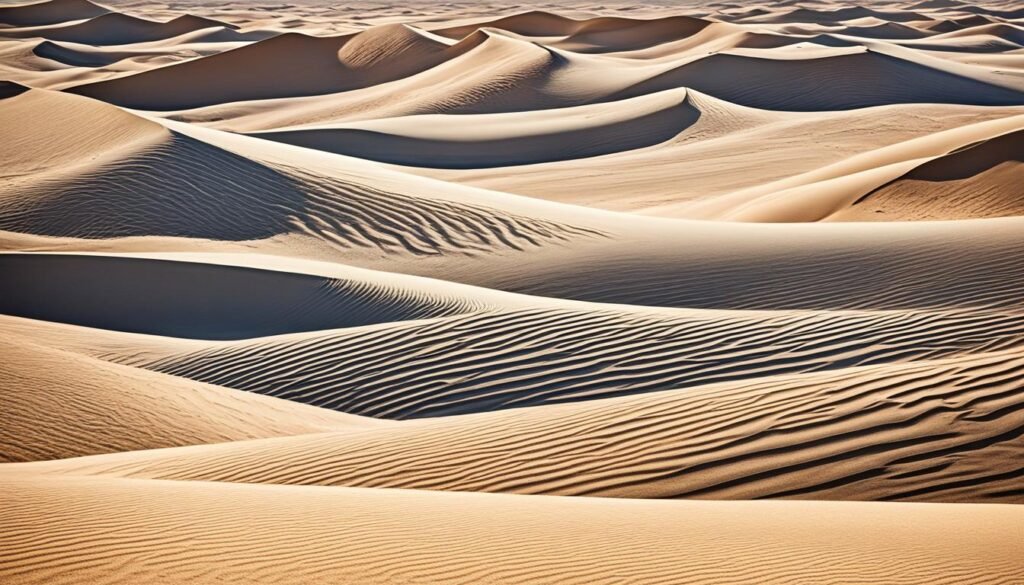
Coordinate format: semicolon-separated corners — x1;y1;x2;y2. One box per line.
1;0;1023;583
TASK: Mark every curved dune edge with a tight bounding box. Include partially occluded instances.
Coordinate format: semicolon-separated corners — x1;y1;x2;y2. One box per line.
22;349;1024;503
0;88;167;180
249;88;700;169
3;3;1024;584
61;23;494;109
0;337;379;463
6;211;1024;315
57;13;1024;113
0;252;545;339
1;90;611;263
128;301;1024;418
1;474;1022;585
419;100;1024;216
680;112;1024;222
0;0;106;27
826;128;1024;221
1;12;241;46
3;92;1024;314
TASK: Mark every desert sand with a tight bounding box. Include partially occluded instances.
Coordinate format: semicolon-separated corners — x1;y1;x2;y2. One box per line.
1;0;1023;583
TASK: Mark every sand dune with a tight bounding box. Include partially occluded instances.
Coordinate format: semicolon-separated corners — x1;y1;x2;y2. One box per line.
3;249;1023;418
923;14;999;33
0;12;242;45
1;90;607;260
612;49;1024;110
736;7;929;24
957;4;1024;19
29;33;252;68
0;337;374;462
65;24;494;109
831;21;934;40
934;22;1024;45
3;474;1021;585
159;30;584;125
3;1;1024;583
554;16;713;52
416;100;1023;211
21;349;1024;502
251;88;700;168
0;0;107;27
149;31;1024;129
32;39;152;67
434;10;582;38
7;91;1024;317
465;222;1024;310
0;253;522;338
0;88;166;179
126;301;1024;417
828;128;1024;221
680;112;1024;221
64;32;350;107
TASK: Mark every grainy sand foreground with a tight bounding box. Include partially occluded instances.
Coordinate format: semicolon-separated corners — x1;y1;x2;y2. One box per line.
1;0;1023;582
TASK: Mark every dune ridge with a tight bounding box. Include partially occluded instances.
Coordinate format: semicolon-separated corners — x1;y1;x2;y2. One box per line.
1;90;608;261
0;0;107;27
3;0;1024;583
250;88;701;168
0;253;518;338
0;337;376;462
1;12;240;45
829;128;1024;221
22;348;1023;503
128;302;1024;418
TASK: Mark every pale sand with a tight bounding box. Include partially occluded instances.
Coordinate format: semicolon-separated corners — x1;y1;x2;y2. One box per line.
0;336;379;462
1;472;1022;585
2;0;1024;582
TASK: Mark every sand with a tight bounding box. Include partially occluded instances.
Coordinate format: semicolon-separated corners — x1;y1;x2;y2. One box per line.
1;0;1023;583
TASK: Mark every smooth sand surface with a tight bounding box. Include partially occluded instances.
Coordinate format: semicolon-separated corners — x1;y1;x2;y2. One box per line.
3;473;1022;585
2;0;1023;583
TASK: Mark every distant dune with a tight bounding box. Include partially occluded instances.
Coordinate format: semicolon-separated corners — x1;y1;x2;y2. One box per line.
1;12;239;45
0;0;107;27
251;89;700;168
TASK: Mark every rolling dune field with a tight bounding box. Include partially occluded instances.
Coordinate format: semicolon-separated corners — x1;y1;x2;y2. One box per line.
1;0;1023;583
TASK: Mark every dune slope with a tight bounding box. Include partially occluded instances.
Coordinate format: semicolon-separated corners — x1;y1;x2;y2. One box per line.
251;89;700;168
613;49;1024;111
829;128;1024;221
30;349;1024;503
0;0;107;27
2;2;1024;583
0;337;373;462
2;474;1022;585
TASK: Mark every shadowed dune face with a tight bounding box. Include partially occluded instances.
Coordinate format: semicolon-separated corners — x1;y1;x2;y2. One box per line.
3;0;1024;583
607;50;1024;110
1;91;607;258
1;12;239;45
0;0;107;27
831;129;1024;220
251;89;702;168
0;254;502;338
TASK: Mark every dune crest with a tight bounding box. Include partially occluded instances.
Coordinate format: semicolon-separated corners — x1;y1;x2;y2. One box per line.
0;0;107;27
0;337;376;462
3;1;1024;583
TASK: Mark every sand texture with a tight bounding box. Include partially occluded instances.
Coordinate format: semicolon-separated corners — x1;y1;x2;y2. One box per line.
2;0;1023;583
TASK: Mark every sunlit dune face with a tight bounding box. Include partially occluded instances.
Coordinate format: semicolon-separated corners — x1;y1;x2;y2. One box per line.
2;0;1024;583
